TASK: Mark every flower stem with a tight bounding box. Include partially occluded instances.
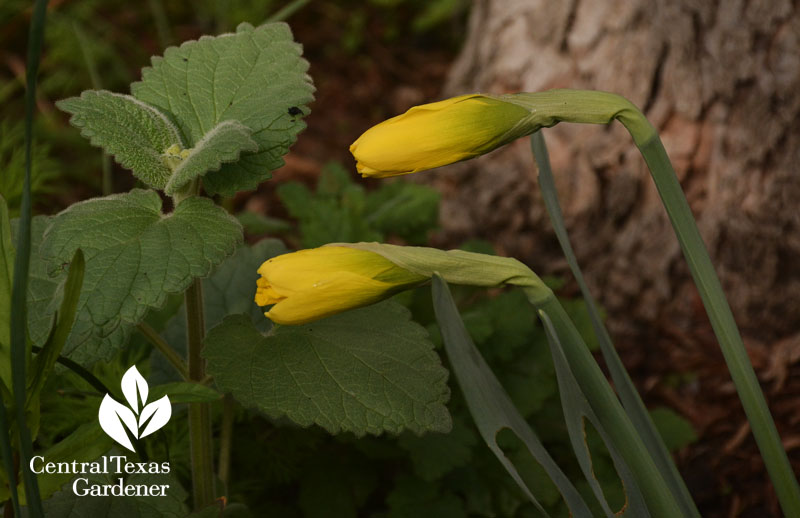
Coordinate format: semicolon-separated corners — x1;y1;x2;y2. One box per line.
524;286;684;518
185;279;215;509
137;322;189;380
636;135;800;515
531;131;700;517
511;88;800;516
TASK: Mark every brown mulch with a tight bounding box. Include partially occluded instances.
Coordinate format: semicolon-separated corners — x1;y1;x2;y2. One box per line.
611;285;800;518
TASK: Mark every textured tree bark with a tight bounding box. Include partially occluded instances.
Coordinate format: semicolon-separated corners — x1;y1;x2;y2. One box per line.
430;1;800;515
430;0;799;344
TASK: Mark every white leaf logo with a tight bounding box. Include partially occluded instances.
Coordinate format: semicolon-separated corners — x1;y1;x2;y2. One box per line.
121;365;148;414
98;366;172;452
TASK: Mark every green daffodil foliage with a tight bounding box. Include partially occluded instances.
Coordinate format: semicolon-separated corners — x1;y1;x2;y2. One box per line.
344;87;800;517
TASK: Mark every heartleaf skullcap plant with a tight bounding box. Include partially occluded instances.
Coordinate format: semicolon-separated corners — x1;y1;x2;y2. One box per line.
256;242;551;325
255;246;427;325
350;94;531;177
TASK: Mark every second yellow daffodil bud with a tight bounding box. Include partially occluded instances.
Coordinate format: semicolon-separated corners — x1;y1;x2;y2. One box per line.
255;246;427;325
350;94;532;178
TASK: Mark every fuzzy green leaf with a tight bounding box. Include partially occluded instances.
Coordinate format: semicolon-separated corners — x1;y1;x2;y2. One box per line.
204;302;452;436
56;91;183;189
41;189;242;362
19;216;65;349
131;22;314;196
164;120;258;195
151;238;286;383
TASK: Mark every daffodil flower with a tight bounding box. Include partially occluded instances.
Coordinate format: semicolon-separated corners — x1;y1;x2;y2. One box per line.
255;246;427;325
350;94;531;177
350;89;656;178
255;242;549;325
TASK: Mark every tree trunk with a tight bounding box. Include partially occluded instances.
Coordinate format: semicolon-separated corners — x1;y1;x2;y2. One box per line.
433;0;799;342
429;1;800;515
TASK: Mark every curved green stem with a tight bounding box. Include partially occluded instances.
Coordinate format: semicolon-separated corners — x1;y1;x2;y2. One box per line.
637;135;800;514
513;88;800;515
523;285;683;518
8;1;50;515
531;131;700;517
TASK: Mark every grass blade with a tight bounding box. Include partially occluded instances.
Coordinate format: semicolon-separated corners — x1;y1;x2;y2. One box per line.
503;89;797;515
9;0;50;515
526;290;684;518
432;275;593;517
637;135;800;514
530;131;700;517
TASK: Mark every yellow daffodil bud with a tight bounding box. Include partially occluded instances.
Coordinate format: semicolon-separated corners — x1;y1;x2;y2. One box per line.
255;246;427;325
350;94;532;177
350;89;658;177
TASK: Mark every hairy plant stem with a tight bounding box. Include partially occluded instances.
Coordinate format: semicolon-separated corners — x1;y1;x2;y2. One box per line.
186;279;215;509
136;322;189;380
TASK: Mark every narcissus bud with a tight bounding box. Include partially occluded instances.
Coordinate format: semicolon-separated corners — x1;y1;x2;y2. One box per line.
350;94;532;178
256;242;551;325
350;89;655;178
255;246;427;325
